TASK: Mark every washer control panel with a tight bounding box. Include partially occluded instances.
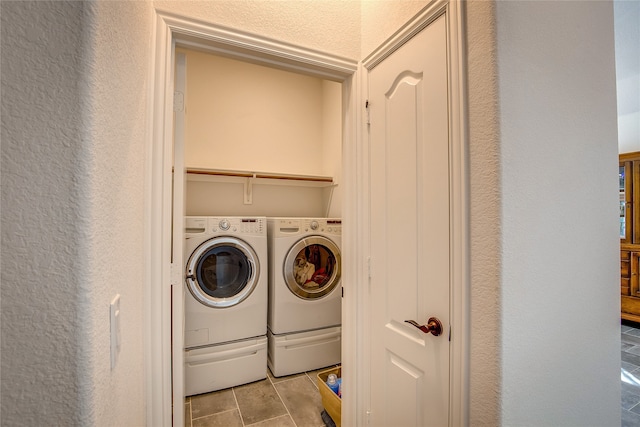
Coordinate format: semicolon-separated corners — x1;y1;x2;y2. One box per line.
185;216;266;236
212;217;265;234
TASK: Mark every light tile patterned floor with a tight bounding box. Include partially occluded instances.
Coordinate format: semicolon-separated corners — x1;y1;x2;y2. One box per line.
622;321;640;426
185;333;638;427
185;367;337;427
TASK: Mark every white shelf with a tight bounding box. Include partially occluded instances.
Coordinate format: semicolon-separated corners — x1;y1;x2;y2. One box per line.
185;168;336;205
186;168;334;188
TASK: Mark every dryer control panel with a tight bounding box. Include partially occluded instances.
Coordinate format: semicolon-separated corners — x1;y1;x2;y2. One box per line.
302;218;341;234
269;217;341;237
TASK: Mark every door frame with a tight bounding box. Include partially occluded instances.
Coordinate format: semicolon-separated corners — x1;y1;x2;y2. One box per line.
146;9;361;427
361;1;468;425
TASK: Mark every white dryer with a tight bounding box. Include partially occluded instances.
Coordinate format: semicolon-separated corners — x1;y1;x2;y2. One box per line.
267;217;342;377
183;216;268;396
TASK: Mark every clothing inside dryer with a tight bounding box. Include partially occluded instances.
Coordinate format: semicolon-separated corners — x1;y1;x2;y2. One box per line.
196;246;252;298
292;244;336;290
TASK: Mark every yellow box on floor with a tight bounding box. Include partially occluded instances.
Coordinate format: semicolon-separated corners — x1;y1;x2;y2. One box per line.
317;366;341;427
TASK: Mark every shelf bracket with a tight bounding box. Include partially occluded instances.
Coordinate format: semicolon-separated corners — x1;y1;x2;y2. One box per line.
243;176;254;205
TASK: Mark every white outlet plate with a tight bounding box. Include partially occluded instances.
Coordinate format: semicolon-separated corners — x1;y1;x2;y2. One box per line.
110;294;121;369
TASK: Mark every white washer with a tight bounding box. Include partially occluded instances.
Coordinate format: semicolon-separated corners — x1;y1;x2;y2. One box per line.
184;216;268;395
267;217;342;377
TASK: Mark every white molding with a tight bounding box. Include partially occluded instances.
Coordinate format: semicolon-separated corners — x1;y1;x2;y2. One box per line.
362;0;448;71
339;67;364;427
145;10;173;427
147;9;359;427
360;1;469;426
155;9;357;81
446;1;470;426
171;51;187;427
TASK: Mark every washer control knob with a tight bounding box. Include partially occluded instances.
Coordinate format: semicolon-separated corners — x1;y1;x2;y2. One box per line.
219;219;230;231
310;220;319;230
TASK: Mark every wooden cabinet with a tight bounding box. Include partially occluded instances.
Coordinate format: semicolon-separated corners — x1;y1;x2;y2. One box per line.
621;250;640;320
620;152;640;321
621;250;631;296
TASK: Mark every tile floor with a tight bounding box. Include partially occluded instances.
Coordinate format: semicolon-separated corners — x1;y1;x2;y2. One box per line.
184;330;639;427
184;366;337;427
622;321;640;426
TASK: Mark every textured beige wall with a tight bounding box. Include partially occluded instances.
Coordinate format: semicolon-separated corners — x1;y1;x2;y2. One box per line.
1;1;152;425
360;0;427;58
82;2;151;426
1;2;88;424
464;1;502;425
155;0;361;60
465;2;620;424
496;1;619;424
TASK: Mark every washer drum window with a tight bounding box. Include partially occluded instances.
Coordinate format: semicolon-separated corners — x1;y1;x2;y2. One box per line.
283;236;341;300
185;237;259;308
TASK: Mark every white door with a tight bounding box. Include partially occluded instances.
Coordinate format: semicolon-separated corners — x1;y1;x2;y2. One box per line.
368;12;450;427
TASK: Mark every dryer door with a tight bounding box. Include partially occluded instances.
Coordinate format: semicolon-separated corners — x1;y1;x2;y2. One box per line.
186;237;259;308
283;236;341;299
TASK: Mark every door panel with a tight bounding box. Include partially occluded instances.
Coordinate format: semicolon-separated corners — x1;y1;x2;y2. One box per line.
368;13;450;427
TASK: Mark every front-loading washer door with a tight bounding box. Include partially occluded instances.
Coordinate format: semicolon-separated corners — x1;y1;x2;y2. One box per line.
186;237;259;308
283;236;341;299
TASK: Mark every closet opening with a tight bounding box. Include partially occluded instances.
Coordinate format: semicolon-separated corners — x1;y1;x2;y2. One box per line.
177;47;346;422
146;11;366;425
147;13;359;425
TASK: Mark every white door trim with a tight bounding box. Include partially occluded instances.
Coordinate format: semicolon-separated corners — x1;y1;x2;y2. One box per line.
361;1;468;425
146;9;360;427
